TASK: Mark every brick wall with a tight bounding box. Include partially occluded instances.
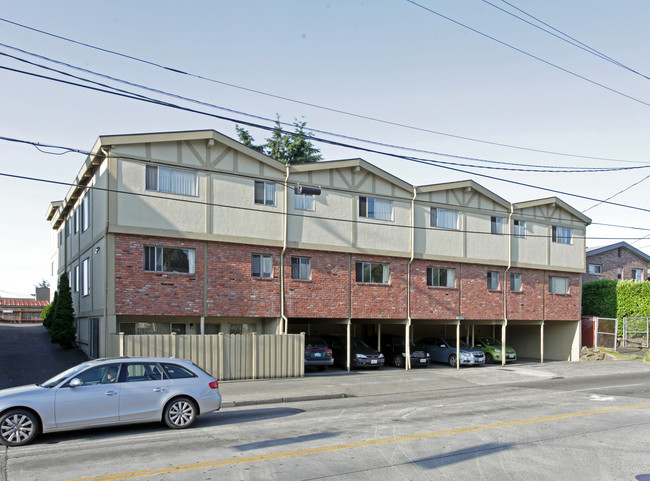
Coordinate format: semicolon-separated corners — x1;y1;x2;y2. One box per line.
584;247;648;283
114;234;581;322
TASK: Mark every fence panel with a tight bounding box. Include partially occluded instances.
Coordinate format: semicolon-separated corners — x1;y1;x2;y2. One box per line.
114;333;304;381
595;317;618;351
622;317;649;348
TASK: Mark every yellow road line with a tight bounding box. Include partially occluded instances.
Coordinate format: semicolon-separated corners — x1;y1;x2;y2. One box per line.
69;401;650;481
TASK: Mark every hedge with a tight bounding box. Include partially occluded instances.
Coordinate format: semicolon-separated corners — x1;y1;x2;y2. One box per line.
582;279;618;318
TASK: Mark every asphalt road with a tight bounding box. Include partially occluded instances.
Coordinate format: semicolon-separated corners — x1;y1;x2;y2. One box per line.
3;367;650;481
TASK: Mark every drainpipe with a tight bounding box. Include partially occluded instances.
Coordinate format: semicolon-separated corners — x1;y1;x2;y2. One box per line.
280;164;290;334
101;147;110;357
405;187;417;370
502;205;514;366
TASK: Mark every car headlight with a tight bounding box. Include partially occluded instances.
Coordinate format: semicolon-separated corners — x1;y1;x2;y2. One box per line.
460;353;471;360
426;353;430;357
357;354;367;359
494;348;501;353
378;353;384;359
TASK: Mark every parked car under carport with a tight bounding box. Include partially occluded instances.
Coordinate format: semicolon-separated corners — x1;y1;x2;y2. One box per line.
325;336;385;369
475;337;517;363
367;334;430;368
417;337;485;367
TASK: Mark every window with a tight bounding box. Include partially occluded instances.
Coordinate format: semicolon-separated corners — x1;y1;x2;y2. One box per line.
431;207;459;229
427;267;455;288
74;266;79;293
355;262;389;284
254;181;276;206
143;246;196;274
487;271;500;290
294;193;315;211
513;220;526;238
124;363;164;382
632;269;643;281
291;256;311;280
75;364;122;386
81;195;90;232
617;267;623;280
491;216;505;235
81;258;90;296
229;323;257;335
59;230;63;246
510;273;522;291
73;209;79;234
251;254;273;278
146;165;197;196
359;196;393;221
161;363;197;379
65;218;71;237
552;226;572;244
549;276;569;294
171;323;186;335
588;264;602;275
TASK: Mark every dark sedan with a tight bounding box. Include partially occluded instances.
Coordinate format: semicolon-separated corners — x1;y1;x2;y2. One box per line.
326;336;384;369
304;336;334;370
367;334;430;368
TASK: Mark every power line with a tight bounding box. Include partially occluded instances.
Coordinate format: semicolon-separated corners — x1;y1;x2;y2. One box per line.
0;15;646;165
582;174;650;213
404;0;650;109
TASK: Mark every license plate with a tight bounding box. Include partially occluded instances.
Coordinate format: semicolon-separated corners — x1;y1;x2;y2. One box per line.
420;359;427;363
371;360;377;365
508;355;514;359
314;352;322;357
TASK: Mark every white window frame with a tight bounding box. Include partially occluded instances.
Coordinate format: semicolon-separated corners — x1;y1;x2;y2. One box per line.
294;193;315;211
549;276;569;294
510;273;522;291
291;256;311;280
552;226;573;244
491;216;505;235
81;258;90;296
632;268;643;282
427;267;456;288
81;194;90;232
146;165;198;196
73;209;79;234
513;219;526;238
359;196;393;221
251;254;273;278
355;262;389;284
431;207;459;230
487;271;500;290
74;265;79;293
588;264;602;275
254;181;276;206
143;246;196;274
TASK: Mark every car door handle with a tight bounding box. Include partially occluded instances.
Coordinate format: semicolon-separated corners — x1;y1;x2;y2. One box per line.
105;391;118;396
153;387;165;392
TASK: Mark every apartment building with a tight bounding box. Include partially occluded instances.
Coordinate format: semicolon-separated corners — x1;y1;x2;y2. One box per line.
47;130;590;361
584;241;650;284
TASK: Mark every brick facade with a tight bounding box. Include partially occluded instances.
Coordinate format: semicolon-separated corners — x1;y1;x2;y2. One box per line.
114;234;580;322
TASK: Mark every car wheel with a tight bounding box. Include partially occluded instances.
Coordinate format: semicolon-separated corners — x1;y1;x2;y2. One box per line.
393;355;404;368
164;397;197;429
0;409;39;446
485;353;494;364
448;354;457;367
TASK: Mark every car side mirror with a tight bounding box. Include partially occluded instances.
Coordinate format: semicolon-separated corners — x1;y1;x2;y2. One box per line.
69;378;82;388
440;345;446;348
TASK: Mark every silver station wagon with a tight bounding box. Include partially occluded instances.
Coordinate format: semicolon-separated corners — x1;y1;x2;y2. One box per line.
0;357;221;446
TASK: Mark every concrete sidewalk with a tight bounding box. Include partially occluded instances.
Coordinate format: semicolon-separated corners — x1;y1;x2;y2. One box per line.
218;358;650;408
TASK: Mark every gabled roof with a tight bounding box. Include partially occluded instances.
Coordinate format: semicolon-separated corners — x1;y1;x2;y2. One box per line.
512;197;591;225
587;241;650;262
417;179;511;210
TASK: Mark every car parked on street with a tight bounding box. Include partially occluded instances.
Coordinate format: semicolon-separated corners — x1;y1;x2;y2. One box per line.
0;357;221;446
304;336;334;370
475;337;517;363
417;337;485;367
325;335;384;369
367;334;430;368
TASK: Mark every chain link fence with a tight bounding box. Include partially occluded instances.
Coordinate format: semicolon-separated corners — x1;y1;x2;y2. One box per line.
622;317;649;349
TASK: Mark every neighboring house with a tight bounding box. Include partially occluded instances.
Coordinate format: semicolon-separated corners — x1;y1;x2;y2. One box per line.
46;130;590;361
584;241;650;284
0;298;49;323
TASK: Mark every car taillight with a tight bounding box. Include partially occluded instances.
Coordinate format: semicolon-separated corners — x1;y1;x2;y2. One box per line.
209;381;219;389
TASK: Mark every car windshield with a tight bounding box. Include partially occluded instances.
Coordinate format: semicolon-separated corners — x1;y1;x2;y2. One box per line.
442;338;470;347
39;363;90;388
305;338;328;349
352;338;371;349
481;337;501;346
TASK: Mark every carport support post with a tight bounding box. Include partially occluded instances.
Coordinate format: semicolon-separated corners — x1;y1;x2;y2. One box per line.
118;331;124;357
501;321;507;367
405;322;411;370
456;321;460;369
346;320;351;373
540;321;545;364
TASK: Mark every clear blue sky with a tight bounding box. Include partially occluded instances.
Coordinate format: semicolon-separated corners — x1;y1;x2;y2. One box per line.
2;1;650;297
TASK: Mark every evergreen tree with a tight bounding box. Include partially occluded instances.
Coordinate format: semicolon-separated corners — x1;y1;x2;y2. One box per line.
50;273;76;348
42;291;57;331
236;116;322;164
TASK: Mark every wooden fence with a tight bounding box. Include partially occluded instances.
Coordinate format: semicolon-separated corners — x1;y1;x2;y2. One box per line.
111;332;305;381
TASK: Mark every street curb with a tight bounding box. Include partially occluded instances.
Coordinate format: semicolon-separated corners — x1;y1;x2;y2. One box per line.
222;392;352;408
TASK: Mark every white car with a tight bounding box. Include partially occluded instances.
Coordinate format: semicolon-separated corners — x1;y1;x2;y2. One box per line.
0;357;221;446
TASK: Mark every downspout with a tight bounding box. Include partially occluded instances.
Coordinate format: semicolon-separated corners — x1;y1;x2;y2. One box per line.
101;147;110;357
502;204;514;366
280;164;290;334
405;187;417;370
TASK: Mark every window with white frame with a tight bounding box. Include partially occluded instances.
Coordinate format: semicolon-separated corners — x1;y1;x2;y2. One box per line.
294;193;315;211
359;196;393;221
431;207;459;229
65;218;71;237
355;262;389;284
618;267;623;279
491;216;505;235
254;181;276;206
251;254;273;278
427;267;455;288
74;265;79;293
143;246;196;274
73;209;79;234
510;273;522;291
513;219;526;238
487;271;500;290
81;258;90;296
146;165;197;196
588;264;602;275
552;226;572;244
549;276;569;294
291;256;311;280
632;268;643;281
81;194;90;232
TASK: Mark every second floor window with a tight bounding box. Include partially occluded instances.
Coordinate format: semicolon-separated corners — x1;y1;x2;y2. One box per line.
81;195;90;232
355;262;389;284
510;273;522;291
588;264;602;275
549;276;569;294
513;220;526;238
291;256;311;280
359;196;393;221
427;268;455;288
255;181;276;206
143;246;196;274
431;207;459;230
294;193;315;211
491;216;505;235
81;258;90;296
487;271;500;290
632;268;643;281
552;226;572;244
146;165;197;196
251;254;273;278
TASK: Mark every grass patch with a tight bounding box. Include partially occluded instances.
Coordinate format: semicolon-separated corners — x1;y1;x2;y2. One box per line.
600;348;644;360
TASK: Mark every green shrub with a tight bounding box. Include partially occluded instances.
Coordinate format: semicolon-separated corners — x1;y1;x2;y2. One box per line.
582;279;618;317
